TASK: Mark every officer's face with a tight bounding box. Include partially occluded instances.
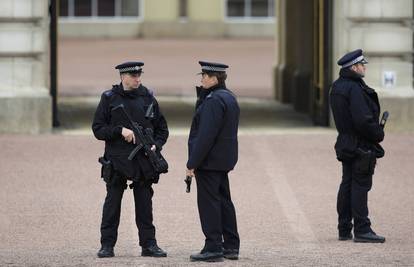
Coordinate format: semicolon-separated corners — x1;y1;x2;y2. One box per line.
201;73;218;89
121;72;141;90
351;63;366;77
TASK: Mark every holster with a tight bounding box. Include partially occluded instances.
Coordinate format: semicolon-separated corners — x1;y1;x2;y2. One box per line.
98;156;114;184
354;148;376;175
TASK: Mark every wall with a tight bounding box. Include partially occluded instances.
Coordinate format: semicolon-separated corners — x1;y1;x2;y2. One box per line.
59;0;275;38
333;0;414;130
0;0;51;133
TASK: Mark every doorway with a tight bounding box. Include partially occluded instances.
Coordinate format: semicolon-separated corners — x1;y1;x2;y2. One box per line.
275;0;332;126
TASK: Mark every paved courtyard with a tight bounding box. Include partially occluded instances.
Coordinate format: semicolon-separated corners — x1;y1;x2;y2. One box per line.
0;130;413;266
1;38;412;266
58;38;275;98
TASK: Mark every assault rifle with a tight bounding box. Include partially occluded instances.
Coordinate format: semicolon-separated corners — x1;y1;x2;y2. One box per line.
112;104;168;174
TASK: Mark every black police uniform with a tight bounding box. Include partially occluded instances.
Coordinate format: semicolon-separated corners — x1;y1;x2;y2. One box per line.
330;50;385;240
187;61;240;255
92;62;169;254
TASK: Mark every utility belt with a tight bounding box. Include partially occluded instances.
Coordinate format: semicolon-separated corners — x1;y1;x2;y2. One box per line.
98;156;154;188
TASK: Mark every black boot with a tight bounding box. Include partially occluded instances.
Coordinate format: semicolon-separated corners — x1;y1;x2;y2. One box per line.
97;246;114;258
223;248;239;260
190;250;224;262
338;233;353;241
141;244;167;257
354;232;385;243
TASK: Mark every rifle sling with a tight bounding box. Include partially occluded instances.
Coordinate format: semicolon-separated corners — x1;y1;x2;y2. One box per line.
124;98;153;129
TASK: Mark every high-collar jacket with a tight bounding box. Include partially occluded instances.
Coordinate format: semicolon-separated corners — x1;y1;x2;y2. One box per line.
92;83;169;179
330;68;384;161
187;84;240;171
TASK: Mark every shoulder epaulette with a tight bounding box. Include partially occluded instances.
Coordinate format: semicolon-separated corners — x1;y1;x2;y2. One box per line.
103;89;114;97
207;89;234;99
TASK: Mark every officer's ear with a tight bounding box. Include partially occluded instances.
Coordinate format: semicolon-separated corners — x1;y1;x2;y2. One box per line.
350;65;357;72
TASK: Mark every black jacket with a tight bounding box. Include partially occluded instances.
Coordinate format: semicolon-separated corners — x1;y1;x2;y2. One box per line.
330;68;384;161
187;84;239;171
92;83;169;179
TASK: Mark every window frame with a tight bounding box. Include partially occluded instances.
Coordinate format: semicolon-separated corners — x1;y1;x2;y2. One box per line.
59;0;144;22
224;0;275;23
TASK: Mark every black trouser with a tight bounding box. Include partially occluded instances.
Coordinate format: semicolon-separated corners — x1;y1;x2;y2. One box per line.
100;174;156;248
195;170;240;252
337;156;376;235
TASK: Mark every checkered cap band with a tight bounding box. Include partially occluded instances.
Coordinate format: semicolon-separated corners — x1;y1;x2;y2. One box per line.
342;55;366;68
201;66;226;72
119;66;142;73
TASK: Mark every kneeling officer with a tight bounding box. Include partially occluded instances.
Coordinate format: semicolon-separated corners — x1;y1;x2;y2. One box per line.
92;61;169;258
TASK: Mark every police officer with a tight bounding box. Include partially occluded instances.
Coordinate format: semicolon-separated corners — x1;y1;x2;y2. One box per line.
186;61;240;262
92;61;169;257
330;49;386;243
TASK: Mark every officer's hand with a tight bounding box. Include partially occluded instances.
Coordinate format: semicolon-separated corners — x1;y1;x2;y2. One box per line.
186;168;194;177
121;127;136;144
151;145;156;152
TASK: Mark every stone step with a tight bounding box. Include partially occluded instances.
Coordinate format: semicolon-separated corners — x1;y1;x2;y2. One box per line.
56;96;314;130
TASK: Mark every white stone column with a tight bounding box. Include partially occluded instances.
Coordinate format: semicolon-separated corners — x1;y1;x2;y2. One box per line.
0;0;51;133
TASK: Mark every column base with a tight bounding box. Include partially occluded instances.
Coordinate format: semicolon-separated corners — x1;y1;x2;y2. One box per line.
0;89;51;133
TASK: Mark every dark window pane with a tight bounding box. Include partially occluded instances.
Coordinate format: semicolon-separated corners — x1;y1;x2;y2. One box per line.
121;0;139;16
179;0;187;18
74;0;92;16
251;0;268;17
269;0;275;16
227;0;245;17
59;0;68;16
98;0;115;16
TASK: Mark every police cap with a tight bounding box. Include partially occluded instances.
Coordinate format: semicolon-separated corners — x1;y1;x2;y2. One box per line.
198;61;229;74
115;61;144;74
337;49;368;68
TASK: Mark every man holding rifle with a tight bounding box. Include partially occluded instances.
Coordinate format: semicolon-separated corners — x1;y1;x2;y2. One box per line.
92;61;169;258
330;49;388;243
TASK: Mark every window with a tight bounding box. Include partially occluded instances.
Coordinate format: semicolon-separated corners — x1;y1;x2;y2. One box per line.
59;0;69;16
74;0;92;17
98;0;115;17
226;0;274;19
179;0;188;19
121;0;139;16
59;0;140;18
